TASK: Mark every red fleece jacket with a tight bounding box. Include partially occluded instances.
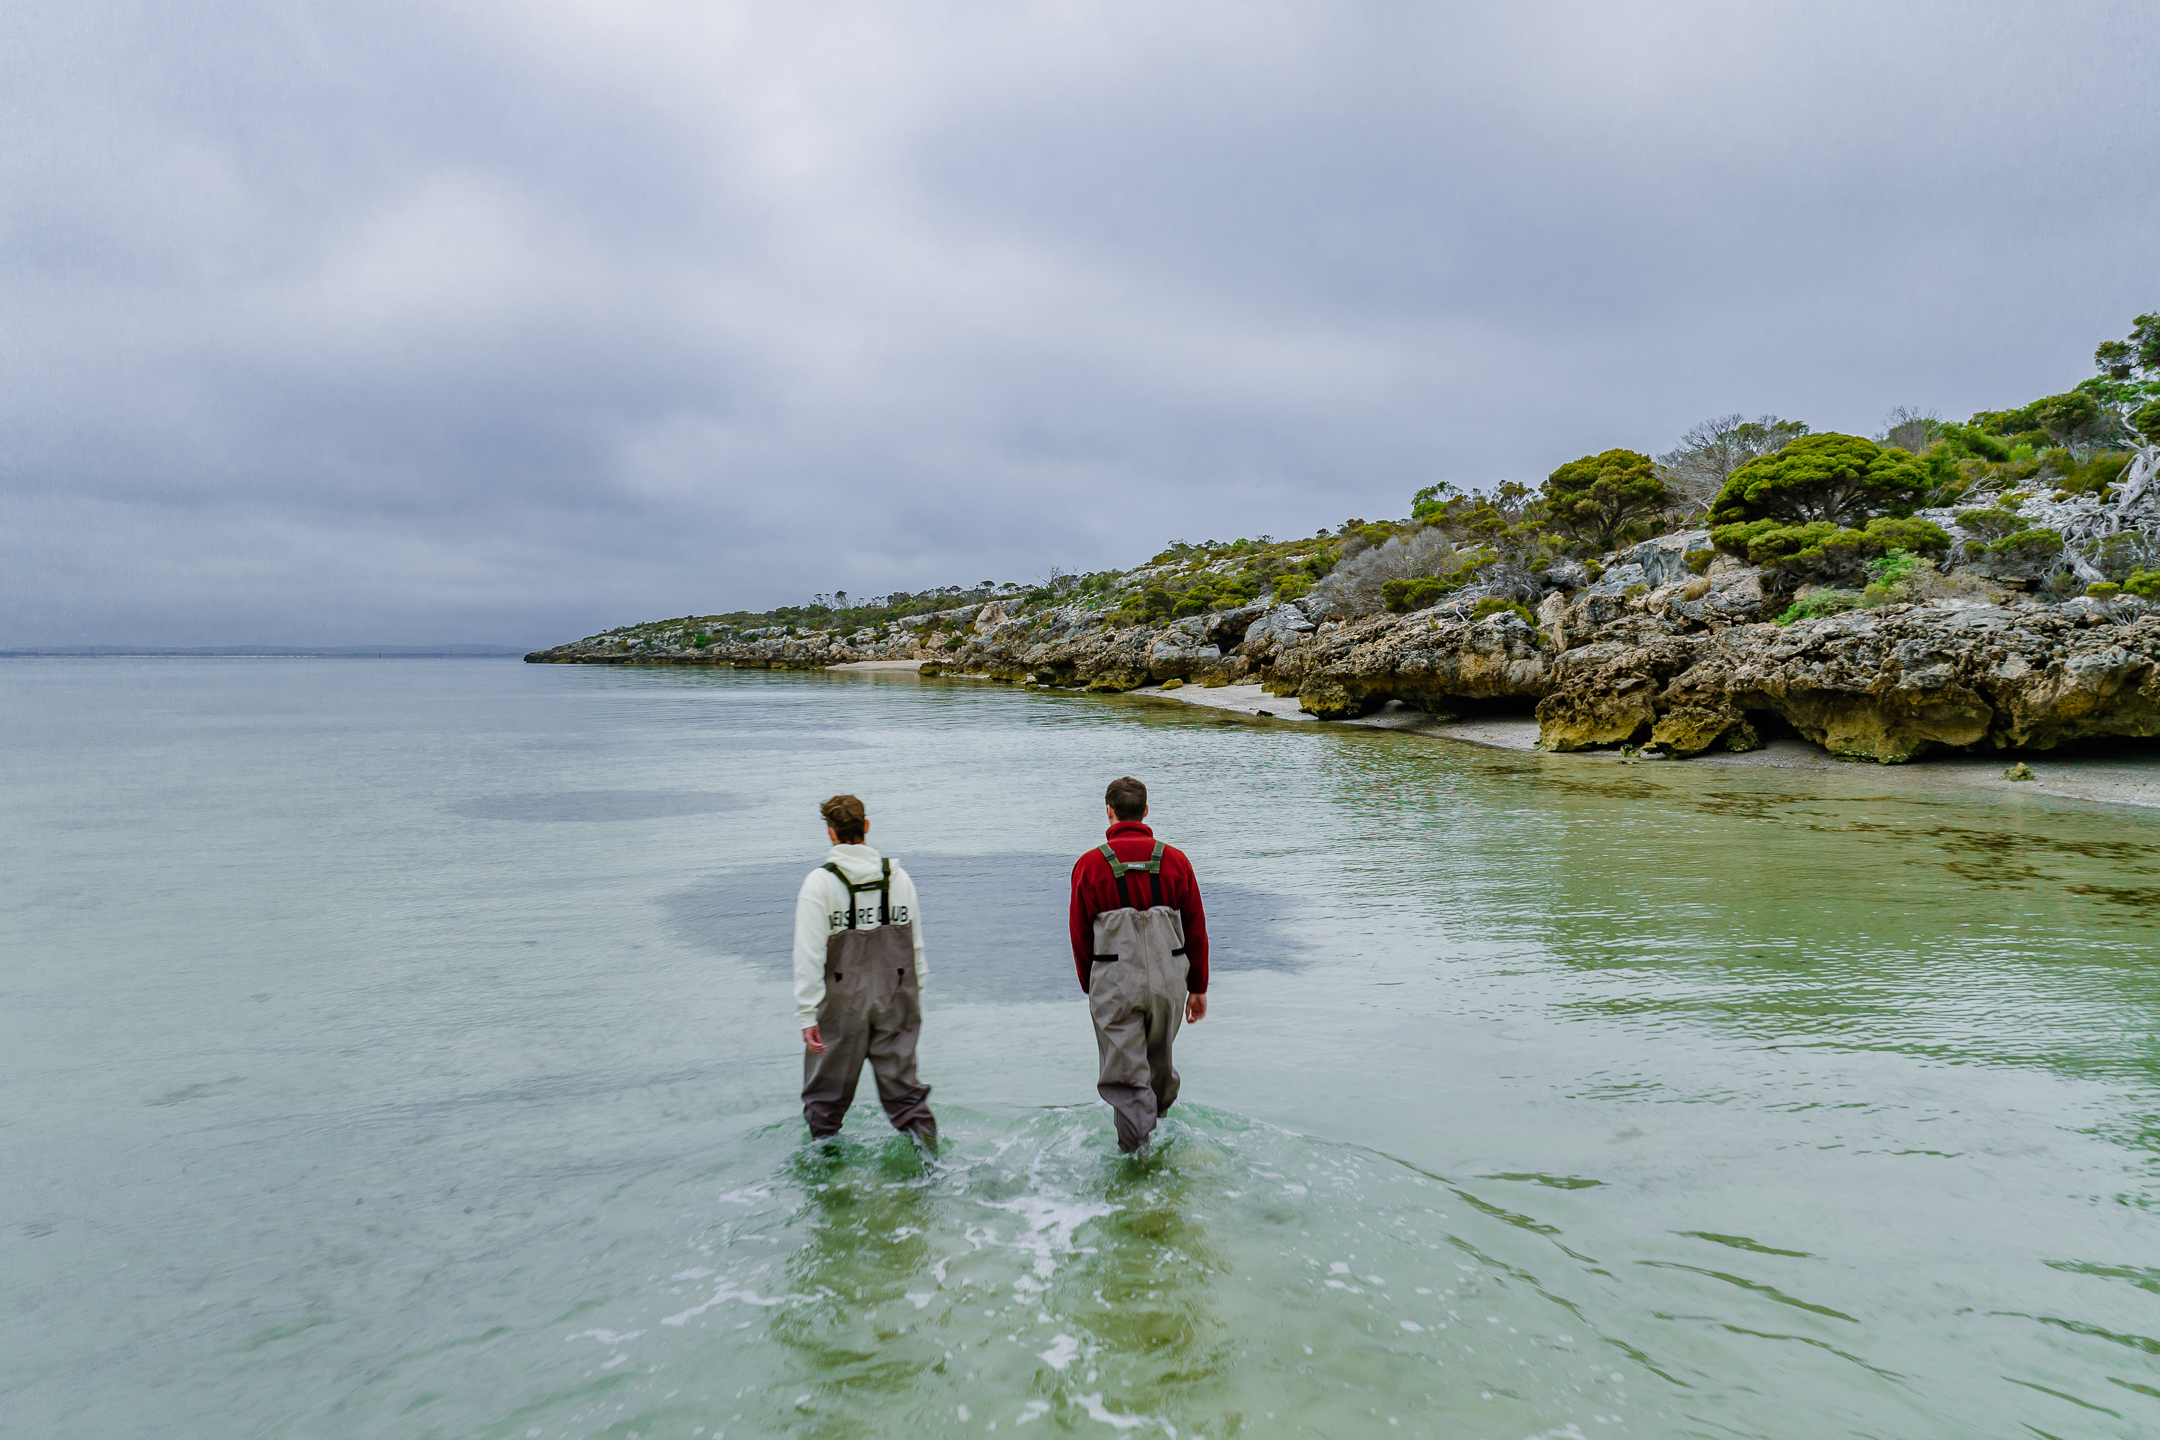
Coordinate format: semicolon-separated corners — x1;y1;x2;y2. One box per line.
1068;821;1209;995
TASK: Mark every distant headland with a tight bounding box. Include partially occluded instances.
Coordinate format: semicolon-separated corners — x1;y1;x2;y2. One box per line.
531;314;2160;768
4;645;524;658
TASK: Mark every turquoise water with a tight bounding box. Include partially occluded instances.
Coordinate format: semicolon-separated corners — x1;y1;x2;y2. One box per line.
3;659;2156;1438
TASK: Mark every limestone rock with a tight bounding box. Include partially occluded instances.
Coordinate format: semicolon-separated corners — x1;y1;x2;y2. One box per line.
1292;610;1552;719
1534;602;2160;761
1613;530;1712;589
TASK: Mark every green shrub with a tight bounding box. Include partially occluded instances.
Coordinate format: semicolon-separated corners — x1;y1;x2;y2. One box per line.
1867;549;1918;586
1469;596;1538;626
1777;589;1865;625
2135;399;2160;445
1860;549;1927;605
2124;568;2160;600
1684;548;1715;575
1542;449;1673;550
1984;528;2064;567
1712;516;1947;588
1170;575;1230;617
1862;516;1952;556
1710;517;1785;559
1954;507;2026;544
2045;449;2134;499
1709;433;1929;527
1270;573;1311;602
2087;582;2123;599
1381;577;1449;613
1582;558;1604;582
2089;533;2152;583
1117;584;1176;624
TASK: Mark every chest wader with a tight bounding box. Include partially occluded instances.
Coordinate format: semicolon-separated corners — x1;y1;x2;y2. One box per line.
801;859;935;1143
1087;841;1188;1154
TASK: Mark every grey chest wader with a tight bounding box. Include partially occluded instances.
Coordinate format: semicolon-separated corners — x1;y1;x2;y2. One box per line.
1088;841;1188;1154
801;859;935;1142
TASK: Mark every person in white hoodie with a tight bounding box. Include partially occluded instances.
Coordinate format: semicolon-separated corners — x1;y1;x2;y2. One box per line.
795;794;935;1146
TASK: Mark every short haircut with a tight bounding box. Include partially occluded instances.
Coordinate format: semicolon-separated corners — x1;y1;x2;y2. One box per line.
1104;776;1147;821
820;794;867;842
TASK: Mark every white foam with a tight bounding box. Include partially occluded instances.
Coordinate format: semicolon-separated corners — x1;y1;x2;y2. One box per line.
980;1194;1119;1281
661;1281;808;1326
1075;1393;1173;1436
672;1267;715;1280
565;1329;644;1345
904;1291;934;1309
1037;1334;1080;1370
1016;1400;1052;1425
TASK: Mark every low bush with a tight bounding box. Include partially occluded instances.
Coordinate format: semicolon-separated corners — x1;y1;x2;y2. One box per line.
2127;569;2160;601
1469;596;1538;626
1777;589;1865;624
1382;576;1450;613
1984;528;2065;566
2087;582;2123;598
1711;515;1950;588
1684;548;1715;575
1954;507;2026;545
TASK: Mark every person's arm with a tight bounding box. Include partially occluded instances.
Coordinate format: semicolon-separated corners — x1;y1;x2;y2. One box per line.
894;866;927;992
1172;849;1209;1021
793;871;834;1050
1069;855;1096;993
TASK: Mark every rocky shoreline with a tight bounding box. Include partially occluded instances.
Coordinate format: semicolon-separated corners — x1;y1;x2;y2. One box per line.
527;528;2160;767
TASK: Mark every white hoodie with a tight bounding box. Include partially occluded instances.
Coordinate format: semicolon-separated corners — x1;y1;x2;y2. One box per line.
792;843;928;1025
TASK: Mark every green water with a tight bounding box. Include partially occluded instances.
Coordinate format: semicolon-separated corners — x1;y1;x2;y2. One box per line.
3;660;2156;1438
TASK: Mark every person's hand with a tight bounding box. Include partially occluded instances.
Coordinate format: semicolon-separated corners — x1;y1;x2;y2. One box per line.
803;1024;826;1054
1185;994;1207;1024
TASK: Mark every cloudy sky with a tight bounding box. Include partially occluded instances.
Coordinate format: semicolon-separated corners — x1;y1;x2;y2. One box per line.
4;1;2154;646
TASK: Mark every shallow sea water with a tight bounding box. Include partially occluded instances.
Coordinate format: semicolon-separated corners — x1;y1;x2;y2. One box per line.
3;659;2157;1438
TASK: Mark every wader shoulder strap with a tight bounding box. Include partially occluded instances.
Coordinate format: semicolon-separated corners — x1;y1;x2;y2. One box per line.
822;858;893;929
1098;840;1169;909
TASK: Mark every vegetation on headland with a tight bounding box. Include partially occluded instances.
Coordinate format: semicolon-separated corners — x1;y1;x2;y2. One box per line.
569;313;2160;659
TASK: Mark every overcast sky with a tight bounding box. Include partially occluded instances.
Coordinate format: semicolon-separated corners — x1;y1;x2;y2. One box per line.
4;1;2154;646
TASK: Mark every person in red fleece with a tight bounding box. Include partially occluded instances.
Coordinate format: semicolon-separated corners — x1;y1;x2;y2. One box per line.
1068;775;1209;1154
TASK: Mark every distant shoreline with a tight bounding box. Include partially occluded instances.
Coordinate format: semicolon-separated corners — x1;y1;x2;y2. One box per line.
0;648;523;659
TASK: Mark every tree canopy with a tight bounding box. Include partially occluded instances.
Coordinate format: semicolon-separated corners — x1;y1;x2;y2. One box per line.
1708;434;1927;527
1541;448;1671;550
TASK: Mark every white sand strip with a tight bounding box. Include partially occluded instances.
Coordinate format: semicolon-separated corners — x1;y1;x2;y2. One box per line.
1125;680;2160;808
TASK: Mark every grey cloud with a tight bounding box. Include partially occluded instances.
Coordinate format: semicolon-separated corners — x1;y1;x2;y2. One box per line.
3;0;2155;645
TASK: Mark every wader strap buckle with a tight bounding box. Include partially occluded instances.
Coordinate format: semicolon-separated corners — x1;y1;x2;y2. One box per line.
823;857;893;929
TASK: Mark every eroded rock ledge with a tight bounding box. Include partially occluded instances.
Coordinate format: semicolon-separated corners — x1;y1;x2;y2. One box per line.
527;539;2160;763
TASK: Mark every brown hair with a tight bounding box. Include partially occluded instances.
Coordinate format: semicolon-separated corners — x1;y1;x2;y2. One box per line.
820;794;867;842
1104;776;1148;821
